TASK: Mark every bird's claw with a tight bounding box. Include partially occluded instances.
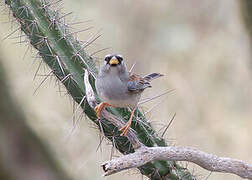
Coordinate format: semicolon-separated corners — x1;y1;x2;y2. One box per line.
119;125;130;136
94;102;113;119
119;120;132;136
119;108;135;136
94;104;102;119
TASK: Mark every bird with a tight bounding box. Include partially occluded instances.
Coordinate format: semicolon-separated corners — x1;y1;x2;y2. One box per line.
95;54;163;136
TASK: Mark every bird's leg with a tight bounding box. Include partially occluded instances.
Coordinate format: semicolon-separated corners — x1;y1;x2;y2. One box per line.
94;102;113;119
119;108;136;136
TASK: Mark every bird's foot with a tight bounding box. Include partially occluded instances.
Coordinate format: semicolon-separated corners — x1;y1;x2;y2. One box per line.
94;102;113;119
119;122;132;136
119;108;135;136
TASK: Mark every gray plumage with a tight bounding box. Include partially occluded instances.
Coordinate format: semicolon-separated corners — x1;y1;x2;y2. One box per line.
95;54;163;109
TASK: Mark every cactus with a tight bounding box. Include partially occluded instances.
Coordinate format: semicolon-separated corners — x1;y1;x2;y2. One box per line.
5;0;195;179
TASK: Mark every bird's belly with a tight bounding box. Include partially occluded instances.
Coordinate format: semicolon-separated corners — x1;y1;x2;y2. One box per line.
96;77;141;108
100;88;141;108
102;94;140;108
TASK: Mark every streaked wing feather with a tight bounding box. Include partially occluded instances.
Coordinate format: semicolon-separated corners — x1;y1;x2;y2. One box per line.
127;74;151;93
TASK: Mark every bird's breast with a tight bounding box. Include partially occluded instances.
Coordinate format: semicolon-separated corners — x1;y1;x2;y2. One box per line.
96;76;141;108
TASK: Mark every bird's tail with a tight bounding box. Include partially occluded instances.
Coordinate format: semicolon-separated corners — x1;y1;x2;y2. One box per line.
143;73;164;81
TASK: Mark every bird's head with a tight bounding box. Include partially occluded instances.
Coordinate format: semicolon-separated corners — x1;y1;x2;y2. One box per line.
104;54;123;67
102;54;127;74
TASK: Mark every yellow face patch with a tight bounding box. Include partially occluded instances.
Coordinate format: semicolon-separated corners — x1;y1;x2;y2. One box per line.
109;57;119;65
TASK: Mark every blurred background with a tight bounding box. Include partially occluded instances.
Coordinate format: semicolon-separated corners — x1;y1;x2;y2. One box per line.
0;0;252;179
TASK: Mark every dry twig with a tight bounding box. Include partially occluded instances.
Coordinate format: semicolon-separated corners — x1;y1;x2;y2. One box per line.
102;146;252;179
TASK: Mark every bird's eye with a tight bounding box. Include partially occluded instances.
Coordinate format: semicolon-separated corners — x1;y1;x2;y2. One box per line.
116;56;123;62
104;56;111;63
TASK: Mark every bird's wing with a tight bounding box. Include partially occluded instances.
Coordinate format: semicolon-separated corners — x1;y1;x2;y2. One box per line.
127;74;151;93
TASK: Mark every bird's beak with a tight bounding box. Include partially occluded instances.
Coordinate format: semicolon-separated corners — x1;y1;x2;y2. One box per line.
109;56;119;65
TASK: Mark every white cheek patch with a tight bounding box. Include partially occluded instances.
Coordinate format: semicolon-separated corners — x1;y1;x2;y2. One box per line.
117;54;123;58
105;54;112;58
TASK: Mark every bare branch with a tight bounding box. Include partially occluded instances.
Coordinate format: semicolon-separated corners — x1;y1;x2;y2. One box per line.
84;69;96;108
102;146;252;179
